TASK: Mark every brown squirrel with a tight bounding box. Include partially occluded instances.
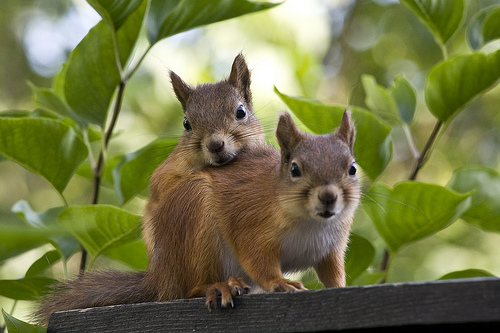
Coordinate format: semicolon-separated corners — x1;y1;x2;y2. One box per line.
145;110;360;308
36;54;263;324
143;53;264;255
36;110;359;324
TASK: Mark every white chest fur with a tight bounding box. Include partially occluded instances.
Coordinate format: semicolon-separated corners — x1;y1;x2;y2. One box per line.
280;216;346;272
220;215;349;291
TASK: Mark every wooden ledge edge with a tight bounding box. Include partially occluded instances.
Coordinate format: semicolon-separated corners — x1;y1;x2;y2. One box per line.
48;277;500;332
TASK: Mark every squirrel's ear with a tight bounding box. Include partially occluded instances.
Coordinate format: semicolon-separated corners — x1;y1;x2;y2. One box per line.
170;71;193;111
227;53;252;105
276;112;304;163
335;109;356;152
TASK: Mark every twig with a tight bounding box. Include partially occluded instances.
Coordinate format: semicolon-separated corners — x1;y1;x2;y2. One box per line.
379;119;444;281
408;120;443;181
79;81;127;275
78;35;152;274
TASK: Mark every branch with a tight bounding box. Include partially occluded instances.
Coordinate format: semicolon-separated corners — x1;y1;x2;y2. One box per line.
379;119;445;280
79;81;127;275
408;120;443;181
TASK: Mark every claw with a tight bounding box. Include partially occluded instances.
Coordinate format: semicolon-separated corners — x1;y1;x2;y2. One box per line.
202;276;250;311
221;297;234;308
271;278;307;292
205;299;216;312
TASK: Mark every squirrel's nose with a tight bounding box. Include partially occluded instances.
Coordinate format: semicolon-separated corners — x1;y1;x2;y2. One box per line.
318;191;337;207
207;140;225;153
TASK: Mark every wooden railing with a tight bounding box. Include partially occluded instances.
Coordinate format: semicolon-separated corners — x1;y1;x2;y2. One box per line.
47;277;500;332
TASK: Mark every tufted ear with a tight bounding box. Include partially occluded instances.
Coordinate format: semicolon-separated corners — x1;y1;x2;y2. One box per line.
276;112;304;164
335;109;356;152
227;53;252;105
170;71;194;111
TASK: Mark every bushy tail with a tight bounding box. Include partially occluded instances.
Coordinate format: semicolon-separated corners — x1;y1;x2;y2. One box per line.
35;271;156;326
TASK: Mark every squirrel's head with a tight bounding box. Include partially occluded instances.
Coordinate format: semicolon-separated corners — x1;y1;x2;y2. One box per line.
170;54;264;168
276;111;360;222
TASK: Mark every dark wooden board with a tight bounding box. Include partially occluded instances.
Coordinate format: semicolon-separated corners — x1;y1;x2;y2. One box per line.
47;277;500;332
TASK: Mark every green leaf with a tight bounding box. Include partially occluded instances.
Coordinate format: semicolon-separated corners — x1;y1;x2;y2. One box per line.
438;269;495;280
76;155;120;189
88;0;144;30
147;0;280;44
400;0;465;45
28;82;79;124
25;250;61;278
275;87;392;181
12;201;80;260
390;76;416;125
345;233;375;286
63;21;120;126
113;138;178;203
0;117;88;193
58;205;142;266
362;75;416;125
364;181;472;253
300;269;323;290
425;49;500;122
0;110;31;118
2;309;47;333
350;271;386;286
12;201;64;231
467;5;500;50
447;166;500;233
108;0;147;69
0;277;56;301
64;2;145;125
0;223;48;263
103;239;148;270
361;75;400;124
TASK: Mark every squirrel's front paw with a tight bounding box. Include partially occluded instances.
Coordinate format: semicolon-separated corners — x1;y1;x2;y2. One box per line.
204;276;250;310
270;278;307;292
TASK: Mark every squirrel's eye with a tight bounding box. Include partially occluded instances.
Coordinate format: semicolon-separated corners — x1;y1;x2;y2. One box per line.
348;162;357;177
291;162;302;178
183;117;192;131
236;105;247;120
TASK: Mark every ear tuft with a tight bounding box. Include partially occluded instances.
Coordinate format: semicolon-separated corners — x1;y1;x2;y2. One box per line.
227;53;252;105
336;109;356;152
170;71;194;111
276;112;304;164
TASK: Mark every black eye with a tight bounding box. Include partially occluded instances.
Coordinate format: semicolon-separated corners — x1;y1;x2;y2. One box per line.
183;117;192;131
348;162;357;177
291;162;302;178
236;105;247;120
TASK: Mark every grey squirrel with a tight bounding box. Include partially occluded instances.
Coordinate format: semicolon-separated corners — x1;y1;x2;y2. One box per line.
36;109;360;324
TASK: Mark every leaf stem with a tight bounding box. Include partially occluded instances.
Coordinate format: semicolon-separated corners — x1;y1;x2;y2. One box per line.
80;81;127;275
408;120;443;181
125;45;152;80
379;39;450;280
9;301;17;318
379;119;445;281
110;23;123;77
78;30;154;274
380;249;390;281
403;124;419;160
440;43;449;61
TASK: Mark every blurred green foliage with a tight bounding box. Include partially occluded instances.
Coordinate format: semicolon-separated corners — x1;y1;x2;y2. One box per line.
1;0;500;330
